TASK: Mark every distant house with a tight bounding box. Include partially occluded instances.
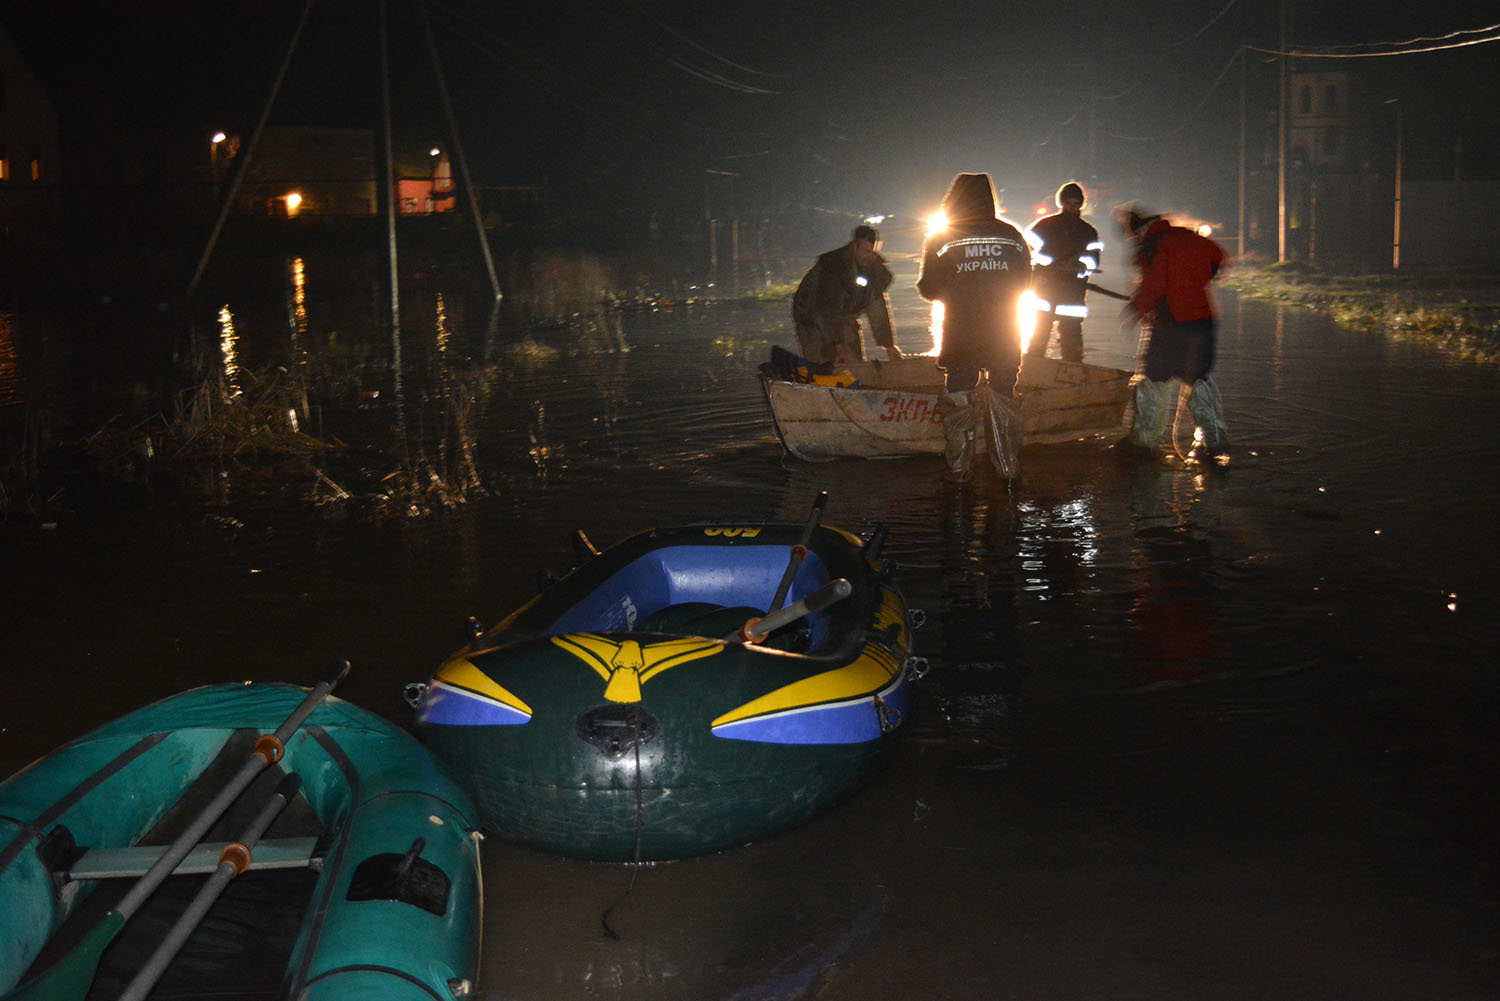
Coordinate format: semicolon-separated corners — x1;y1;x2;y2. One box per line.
229;126;457;218
395;148;455;216
0;25;60;224
1290;70;1356;171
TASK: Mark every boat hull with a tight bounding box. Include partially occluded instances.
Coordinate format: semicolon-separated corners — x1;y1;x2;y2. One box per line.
0;684;483;1001
764;354;1135;461
413;521;916;861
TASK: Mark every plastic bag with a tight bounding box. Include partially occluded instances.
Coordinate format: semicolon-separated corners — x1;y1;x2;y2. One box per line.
978;381;1022;480
937;391;975;481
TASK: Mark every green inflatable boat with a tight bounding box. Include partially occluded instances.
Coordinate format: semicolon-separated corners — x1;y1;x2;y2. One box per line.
0;675;483;1001
408;496;924;862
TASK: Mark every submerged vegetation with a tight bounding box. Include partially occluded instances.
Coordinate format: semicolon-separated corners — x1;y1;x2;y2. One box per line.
1224;262;1500;364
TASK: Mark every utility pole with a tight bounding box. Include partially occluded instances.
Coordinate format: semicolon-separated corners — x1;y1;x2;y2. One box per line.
706;169;736;289
1277;0;1288;263
1389;99;1402;271
1237;45;1246;260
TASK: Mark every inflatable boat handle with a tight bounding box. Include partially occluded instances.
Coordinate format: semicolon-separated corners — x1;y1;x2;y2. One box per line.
729;577;852;644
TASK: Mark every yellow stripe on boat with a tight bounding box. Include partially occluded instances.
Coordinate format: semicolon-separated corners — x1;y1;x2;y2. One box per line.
434;658;533;716
875;587;907;648
711;645;901;727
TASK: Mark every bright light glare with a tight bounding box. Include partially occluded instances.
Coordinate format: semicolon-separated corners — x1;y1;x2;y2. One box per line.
211;131;227;144
925;210;948;237
864;214;886;225
285;191;303;217
1018;289;1037;354
429;147;441;157
928;301;944;358
1197;223;1213;237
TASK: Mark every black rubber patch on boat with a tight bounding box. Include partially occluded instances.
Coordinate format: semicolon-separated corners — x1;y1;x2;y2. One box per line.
576;706;660;760
345;839;450;916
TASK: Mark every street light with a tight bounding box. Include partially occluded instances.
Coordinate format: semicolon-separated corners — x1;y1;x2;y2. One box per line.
210;131;227;173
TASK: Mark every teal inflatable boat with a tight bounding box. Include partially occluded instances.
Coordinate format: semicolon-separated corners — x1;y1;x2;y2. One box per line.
409;496;924;862
0;678;483;1001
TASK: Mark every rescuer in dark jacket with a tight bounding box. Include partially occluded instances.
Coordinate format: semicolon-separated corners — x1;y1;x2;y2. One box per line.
792;225;901;367
1025;180;1103;362
916;172;1031;393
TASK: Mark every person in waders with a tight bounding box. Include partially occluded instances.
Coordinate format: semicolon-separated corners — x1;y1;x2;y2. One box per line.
916;172;1031;480
1117;205;1232;464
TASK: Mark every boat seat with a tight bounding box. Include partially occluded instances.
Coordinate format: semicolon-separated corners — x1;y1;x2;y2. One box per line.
63;836;321;881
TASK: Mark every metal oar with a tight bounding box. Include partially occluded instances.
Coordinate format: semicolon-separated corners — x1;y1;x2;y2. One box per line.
727;578;852;645
1085;281;1132;301
2;662;349;1001
768;491;828;613
118;773;302;1001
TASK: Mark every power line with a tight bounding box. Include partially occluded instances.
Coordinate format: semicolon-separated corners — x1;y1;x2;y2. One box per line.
1248;26;1500;59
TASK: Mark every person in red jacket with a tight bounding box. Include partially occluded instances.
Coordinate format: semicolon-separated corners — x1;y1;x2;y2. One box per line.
1119;205;1231;461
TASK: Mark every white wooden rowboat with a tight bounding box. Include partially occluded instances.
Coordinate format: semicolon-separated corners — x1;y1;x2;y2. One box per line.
761;355;1135;462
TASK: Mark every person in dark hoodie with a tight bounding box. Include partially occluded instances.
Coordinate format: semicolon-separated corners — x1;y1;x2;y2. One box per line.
792;224;902;367
916;172;1032;394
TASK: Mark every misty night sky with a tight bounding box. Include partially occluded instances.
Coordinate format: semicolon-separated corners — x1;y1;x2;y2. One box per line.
7;1;1499;247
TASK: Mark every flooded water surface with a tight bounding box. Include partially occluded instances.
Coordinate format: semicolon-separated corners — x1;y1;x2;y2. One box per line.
3;266;1497;999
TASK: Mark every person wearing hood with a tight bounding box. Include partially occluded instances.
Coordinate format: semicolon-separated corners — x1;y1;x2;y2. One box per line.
792;224;902;367
1024;180;1103;363
1117;205;1231;462
916;172;1031;394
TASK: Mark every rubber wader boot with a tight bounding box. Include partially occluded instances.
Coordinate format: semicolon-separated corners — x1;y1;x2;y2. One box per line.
1187;377;1230;455
1130;378;1175;450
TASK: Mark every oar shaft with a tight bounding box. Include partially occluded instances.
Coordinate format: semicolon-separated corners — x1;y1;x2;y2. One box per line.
1085;281;1132;301
115;663;347;919
769;492;828;613
729;578;852;643
118;775;301;1001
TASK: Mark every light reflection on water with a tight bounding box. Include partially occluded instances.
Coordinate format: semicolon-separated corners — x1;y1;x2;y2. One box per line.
0;313;20;406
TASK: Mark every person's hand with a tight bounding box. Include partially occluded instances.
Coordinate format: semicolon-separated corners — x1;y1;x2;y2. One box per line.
885;344;904;361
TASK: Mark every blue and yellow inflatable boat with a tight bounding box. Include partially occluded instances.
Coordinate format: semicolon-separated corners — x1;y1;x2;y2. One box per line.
0;681;483;1001
409;507;921;861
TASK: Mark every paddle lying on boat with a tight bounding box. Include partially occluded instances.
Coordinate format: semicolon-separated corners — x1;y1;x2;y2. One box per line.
118;773;302;1001
727;577;852;644
768;491;828;613
2;663;347;1001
